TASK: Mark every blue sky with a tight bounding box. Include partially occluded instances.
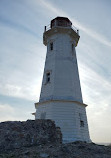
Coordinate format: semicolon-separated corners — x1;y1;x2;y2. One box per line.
0;0;111;143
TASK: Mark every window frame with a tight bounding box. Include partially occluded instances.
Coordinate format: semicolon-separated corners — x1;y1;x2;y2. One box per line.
45;70;52;84
79;113;85;127
80;120;84;127
50;42;53;51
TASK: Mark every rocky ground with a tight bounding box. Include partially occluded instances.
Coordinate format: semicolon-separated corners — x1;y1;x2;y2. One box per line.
0;141;111;158
0;120;111;158
0;120;62;151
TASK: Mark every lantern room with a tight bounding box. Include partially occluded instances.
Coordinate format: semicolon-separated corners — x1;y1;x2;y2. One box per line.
51;17;72;28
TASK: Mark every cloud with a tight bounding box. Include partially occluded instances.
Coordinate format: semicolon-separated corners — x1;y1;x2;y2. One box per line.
0;24;46;101
0;102;34;122
80;62;111;103
0;103;15;122
79;63;111;143
0;0;44;36
0;15;38;37
0;82;41;101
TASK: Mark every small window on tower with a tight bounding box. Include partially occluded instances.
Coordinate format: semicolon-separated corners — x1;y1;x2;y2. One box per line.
46;72;50;83
79;113;84;127
80;120;84;127
50;42;53;51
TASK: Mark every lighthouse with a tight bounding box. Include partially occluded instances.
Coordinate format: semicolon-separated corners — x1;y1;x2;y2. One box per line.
35;17;90;142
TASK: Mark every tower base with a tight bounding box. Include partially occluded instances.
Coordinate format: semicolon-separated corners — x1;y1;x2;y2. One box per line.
35;100;91;143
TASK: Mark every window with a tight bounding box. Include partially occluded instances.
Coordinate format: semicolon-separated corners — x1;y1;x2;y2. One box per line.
79;113;84;127
46;72;50;83
50;42;53;51
80;120;84;127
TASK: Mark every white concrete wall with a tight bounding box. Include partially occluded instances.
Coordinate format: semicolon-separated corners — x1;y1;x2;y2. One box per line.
39;32;83;103
35;101;90;142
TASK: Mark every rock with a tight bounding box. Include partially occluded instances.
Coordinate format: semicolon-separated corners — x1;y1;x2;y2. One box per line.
0;120;62;151
0;141;111;158
40;153;49;158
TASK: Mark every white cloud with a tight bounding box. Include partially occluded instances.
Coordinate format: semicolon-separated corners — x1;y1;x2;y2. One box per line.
0;24;46;101
79;63;111;103
0;103;34;122
0;81;41;102
79;63;111;143
0;104;15;122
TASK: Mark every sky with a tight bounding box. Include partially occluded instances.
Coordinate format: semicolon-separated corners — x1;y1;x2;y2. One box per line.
0;0;111;144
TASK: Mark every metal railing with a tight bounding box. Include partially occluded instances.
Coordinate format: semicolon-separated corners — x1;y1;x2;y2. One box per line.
44;24;50;31
72;25;79;35
44;24;79;35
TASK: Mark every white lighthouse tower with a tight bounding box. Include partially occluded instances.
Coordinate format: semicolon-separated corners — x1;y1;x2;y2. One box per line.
35;17;90;142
